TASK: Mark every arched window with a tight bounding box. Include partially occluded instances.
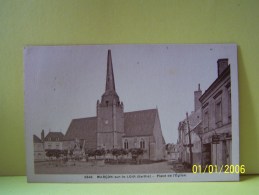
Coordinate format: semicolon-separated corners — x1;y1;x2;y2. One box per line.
124;139;128;149
140;139;145;149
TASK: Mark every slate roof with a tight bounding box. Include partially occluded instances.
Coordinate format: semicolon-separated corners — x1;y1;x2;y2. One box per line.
64;117;97;149
44;132;65;142
33;135;42;143
124;109;157;137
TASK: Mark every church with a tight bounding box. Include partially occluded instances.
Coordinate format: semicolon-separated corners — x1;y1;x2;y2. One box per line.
60;50;165;161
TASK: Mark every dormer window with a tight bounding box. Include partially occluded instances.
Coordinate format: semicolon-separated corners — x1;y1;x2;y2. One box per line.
106;101;109;106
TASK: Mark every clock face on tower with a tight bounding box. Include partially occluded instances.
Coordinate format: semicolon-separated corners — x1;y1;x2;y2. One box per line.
104;120;109;125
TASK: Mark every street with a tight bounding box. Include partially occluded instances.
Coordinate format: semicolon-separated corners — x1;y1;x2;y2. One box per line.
35;161;176;174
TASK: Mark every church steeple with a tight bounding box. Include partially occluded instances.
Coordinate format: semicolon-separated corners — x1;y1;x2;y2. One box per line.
97;50;124;150
105;50;116;92
100;50;120;106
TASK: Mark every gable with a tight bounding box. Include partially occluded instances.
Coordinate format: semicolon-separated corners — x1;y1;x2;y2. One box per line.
33;135;42;143
124;109;157;137
44;132;64;142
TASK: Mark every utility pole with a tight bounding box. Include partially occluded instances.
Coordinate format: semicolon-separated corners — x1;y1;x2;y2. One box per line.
186;112;193;166
197;133;203;167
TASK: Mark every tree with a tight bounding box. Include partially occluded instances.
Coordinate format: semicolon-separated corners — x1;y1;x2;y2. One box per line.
120;148;128;156
45;149;63;166
85;149;95;159
61;150;68;162
111;148;128;163
45;149;62;160
45;149;54;159
129;148;144;164
94;148;106;159
54;150;61;159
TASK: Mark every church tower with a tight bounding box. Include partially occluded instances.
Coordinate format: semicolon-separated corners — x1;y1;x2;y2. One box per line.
96;50;124;149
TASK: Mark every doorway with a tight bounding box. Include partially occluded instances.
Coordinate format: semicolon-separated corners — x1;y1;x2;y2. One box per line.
202;143;211;166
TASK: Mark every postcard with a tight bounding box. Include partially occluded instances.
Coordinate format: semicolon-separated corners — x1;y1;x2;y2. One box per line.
24;44;239;182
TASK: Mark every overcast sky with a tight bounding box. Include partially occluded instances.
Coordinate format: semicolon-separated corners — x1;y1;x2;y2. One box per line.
24;44;236;143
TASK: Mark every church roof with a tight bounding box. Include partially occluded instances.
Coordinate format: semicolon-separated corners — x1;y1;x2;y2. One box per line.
33;135;42;143
44;132;64;142
64;117;97;149
124;109;157;137
63;109;158;145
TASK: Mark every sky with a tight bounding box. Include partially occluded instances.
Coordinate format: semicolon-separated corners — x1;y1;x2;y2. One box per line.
24;44;237;143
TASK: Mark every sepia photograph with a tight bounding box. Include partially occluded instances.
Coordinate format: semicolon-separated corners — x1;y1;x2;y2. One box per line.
24;44;239;182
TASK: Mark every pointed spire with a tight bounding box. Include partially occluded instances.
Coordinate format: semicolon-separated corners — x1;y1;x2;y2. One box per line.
101;50;120;106
105;50;116;92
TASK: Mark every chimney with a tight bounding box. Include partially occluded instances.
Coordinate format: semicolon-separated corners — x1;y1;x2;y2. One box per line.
194;84;202;111
217;58;229;76
41;129;44;142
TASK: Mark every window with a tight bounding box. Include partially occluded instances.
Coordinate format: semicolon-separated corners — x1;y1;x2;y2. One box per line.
124;139;128;149
140;139;145;149
215;99;222;127
203;109;209;132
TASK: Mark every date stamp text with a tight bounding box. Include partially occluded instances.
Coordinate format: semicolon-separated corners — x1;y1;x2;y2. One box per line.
192;164;246;174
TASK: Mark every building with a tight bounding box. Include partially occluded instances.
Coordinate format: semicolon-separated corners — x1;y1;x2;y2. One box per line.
44;131;65;151
200;59;232;167
166;143;180;161
177;59;232;168
33;134;45;161
177;84;203;165
61;50;166;161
